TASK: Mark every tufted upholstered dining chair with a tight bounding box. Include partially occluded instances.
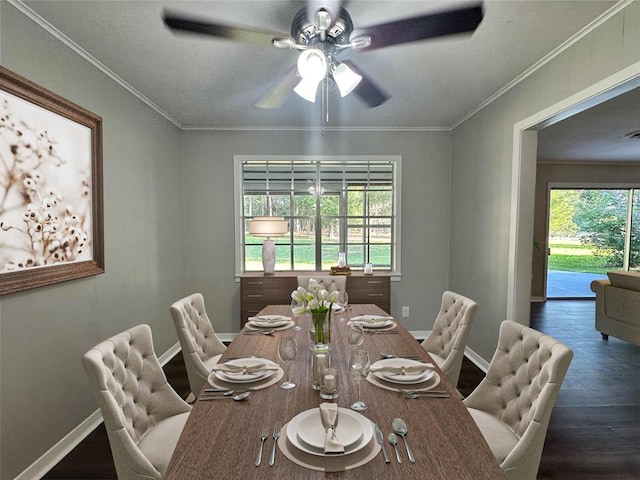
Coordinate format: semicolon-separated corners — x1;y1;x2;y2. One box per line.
464;320;573;480
420;291;478;388
82;324;191;480
297;275;346;292
170;293;227;396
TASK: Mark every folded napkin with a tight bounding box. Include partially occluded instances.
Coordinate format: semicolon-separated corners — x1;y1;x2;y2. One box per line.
319;402;345;454
369;362;434;376
248;315;286;323
211;362;279;375
352;316;394;324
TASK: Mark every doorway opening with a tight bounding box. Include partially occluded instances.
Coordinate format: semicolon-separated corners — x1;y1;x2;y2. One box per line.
546;188;639;298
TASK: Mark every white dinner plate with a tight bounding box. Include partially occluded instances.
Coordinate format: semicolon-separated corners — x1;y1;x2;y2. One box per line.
286;408;373;457
296;410;363;450
248;315;291;328
371;358;434;384
211;358;277;384
349;315;394;329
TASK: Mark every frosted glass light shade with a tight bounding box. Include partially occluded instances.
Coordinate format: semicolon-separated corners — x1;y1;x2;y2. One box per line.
297;49;327;80
333;63;362;97
294;77;321;102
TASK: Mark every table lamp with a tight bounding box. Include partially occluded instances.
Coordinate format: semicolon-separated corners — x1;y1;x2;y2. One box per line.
249;216;289;274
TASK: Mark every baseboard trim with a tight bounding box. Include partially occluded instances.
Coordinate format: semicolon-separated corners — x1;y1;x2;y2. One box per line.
464;346;490;373
17;341;182;480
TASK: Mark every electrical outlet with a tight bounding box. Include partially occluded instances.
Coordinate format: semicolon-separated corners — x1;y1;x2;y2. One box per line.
402;306;410;318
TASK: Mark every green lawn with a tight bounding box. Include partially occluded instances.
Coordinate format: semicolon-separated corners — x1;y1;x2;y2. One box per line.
245;235;391;270
548;240;615;274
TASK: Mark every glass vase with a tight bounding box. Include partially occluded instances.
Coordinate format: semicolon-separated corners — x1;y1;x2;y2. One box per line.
309;309;332;351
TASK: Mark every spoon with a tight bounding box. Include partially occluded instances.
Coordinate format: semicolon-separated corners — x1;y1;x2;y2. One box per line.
199;391;251;401
392;418;415;463
388;433;402;464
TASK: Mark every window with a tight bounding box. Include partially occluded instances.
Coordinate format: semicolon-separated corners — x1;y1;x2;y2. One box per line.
235;155;401;273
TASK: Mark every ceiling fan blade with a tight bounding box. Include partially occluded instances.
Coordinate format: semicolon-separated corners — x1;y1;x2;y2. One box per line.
305;0;344;26
163;11;289;46
254;67;300;109
344;62;390;108
355;3;483;51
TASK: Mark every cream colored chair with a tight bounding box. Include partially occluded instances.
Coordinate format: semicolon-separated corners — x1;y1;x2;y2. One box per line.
170;293;227;396
464;320;573;480
82;324;191;480
421;291;477;387
297;275;346;292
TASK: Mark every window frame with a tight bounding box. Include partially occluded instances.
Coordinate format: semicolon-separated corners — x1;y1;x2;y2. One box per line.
234;155;402;276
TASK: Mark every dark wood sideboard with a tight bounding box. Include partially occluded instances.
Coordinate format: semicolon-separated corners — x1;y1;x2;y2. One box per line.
239;272;390;326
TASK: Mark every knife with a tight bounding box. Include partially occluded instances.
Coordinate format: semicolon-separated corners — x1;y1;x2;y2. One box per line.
374;423;391;464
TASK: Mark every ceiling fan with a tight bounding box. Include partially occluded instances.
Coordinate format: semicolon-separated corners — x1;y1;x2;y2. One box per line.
163;1;483;109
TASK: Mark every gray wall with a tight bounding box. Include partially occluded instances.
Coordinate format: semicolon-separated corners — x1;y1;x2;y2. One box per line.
1;5;186;479
450;2;640;360
180;129;453;332
2;0;639;477
531;162;640;299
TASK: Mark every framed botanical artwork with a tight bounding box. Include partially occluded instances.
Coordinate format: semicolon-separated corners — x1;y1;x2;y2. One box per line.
0;66;104;295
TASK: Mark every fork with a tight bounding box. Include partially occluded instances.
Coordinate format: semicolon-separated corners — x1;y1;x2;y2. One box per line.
268;420;282;466
255;425;269;466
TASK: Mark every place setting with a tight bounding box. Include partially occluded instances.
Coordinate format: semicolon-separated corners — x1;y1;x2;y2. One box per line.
366;357;446;396
243;314;294;334
204;357;284;393
276;402;381;472
348;314;398;334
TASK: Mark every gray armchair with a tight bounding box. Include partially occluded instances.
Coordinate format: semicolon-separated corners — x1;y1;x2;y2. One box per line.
82;324;191;480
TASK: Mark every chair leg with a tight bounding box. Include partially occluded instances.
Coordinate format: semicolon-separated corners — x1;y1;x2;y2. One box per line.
600;332;609;341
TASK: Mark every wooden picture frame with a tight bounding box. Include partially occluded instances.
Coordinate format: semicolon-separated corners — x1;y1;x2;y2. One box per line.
0;66;104;295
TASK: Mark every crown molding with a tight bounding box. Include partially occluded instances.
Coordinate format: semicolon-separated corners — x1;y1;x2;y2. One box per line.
10;0;632;133
450;0;633;129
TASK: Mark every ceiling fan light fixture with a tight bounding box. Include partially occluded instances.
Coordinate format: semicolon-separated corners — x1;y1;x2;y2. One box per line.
296;48;327;80
294;77;321;102
332;63;362;97
294;48;327;102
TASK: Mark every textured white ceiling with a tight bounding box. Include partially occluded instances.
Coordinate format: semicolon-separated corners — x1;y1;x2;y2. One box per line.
14;0;639;161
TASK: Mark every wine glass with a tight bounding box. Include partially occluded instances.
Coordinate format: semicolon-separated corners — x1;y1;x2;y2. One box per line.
349;350;371;410
290;298;304;331
336;290;349;322
347;322;364;349
277;336;298;389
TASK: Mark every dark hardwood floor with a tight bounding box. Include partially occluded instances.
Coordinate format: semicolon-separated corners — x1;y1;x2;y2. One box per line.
530;300;640;480
43;300;639;479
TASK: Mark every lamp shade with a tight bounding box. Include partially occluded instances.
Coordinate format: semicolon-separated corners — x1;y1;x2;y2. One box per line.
249;216;289;237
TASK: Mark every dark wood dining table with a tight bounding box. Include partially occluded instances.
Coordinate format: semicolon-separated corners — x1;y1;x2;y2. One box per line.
165;304;504;479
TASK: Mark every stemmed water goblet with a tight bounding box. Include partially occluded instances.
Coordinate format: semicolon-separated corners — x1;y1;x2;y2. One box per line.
349;349;371;410
336;290;349;322
347;322;364;349
277;336;298;389
290;298;304;331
